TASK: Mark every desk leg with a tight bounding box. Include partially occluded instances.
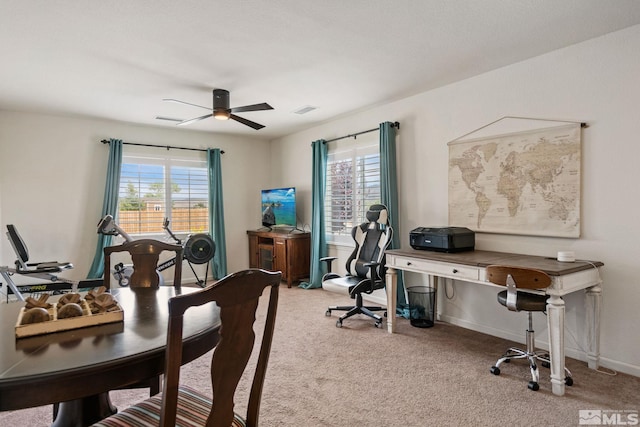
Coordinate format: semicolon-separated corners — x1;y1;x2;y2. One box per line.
386;267;397;333
585;284;602;369
546;295;566;396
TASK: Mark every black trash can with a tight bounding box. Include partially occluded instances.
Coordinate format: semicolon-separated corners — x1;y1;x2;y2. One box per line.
407;286;436;328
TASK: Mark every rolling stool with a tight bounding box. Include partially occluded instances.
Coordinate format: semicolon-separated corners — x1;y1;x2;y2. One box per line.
486;265;573;391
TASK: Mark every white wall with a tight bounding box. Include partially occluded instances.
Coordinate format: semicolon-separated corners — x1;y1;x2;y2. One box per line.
271;25;640;376
0;111;270;284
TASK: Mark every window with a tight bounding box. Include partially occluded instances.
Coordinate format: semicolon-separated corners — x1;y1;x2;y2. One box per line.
118;155;209;235
324;137;380;243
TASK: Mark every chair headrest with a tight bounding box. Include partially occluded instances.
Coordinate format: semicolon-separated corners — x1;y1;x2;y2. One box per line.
366;204;389;226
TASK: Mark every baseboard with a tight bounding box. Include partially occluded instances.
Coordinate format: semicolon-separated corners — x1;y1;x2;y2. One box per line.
438;314;640;378
596;356;640;377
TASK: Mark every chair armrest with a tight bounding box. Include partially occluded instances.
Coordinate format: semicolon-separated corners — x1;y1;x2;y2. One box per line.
319;256;337;272
363;262;381;281
350;276;385;296
348;262;385;296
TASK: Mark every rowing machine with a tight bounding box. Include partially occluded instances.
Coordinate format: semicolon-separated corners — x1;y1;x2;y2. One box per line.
97;215;215;287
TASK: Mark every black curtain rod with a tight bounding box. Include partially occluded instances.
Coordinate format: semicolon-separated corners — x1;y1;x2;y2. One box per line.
323;121;400;144
101;139;224;154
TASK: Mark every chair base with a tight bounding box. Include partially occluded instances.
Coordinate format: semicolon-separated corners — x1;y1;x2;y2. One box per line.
326;293;386;328
490;325;573;391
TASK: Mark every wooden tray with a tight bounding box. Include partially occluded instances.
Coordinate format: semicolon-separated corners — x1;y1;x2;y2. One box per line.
15;299;124;338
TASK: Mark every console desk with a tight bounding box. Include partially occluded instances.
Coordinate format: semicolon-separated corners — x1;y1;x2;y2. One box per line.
385;248;603;396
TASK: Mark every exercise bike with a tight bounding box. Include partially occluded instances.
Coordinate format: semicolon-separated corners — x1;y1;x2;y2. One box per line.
97;215;215;287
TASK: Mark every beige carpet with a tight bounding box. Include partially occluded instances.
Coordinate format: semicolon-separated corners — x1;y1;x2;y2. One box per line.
2;285;638;426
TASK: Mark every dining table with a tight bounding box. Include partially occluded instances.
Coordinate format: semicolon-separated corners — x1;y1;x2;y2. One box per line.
0;285;220;427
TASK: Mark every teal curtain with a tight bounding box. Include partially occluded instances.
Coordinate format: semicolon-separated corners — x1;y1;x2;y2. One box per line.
299;139;327;289
207;148;227;279
87;139;123;279
380;122;407;310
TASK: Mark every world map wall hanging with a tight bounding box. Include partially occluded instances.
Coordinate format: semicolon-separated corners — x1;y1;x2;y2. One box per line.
448;122;581;238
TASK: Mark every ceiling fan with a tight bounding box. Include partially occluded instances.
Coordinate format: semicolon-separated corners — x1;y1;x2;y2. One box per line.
156;89;273;130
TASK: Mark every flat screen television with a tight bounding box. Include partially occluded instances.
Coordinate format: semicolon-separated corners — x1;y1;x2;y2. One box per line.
261;187;296;228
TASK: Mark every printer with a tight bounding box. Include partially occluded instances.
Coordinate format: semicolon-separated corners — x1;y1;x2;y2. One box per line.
409;227;475;253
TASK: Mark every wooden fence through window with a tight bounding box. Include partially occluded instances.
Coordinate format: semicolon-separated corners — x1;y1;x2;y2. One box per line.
119;208;208;234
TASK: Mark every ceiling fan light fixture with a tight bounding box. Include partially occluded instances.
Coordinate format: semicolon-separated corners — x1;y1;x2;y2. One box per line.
213;109;230;120
159;89;270;130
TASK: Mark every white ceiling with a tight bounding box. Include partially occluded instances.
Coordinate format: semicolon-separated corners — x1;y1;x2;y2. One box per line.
2;0;640;139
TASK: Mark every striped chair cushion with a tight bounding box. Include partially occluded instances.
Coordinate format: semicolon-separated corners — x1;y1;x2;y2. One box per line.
92;385;246;427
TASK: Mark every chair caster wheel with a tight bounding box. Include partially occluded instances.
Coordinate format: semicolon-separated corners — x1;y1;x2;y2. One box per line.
490;366;500;375
528;381;539;391
325;309;331;316
336;320;342;328
375;321;382;328
565;376;574;386
383;311;387;318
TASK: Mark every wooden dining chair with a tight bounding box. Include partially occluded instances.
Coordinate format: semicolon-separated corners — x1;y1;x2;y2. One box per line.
103;239;184;396
92;268;281;427
103;239;184;290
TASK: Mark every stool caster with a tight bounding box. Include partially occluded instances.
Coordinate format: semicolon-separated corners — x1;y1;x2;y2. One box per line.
565;376;574;386
336;319;342;328
325;309;331;316
490;366;500;375
528;381;539;391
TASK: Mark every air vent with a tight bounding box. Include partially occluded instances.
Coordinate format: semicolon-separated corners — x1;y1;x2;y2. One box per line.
293;105;317;115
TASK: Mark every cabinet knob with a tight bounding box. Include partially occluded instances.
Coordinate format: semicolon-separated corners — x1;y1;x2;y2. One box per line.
406;261;412;266
452;268;458;274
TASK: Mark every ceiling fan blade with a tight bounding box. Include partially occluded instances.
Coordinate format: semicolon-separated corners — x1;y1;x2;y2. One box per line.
177;113;213;126
163;98;211;111
230;103;274;113
230;114;265;130
155;116;184;122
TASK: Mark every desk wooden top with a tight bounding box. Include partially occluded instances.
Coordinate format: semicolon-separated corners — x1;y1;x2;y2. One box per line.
0;286;220;411
386;248;603;276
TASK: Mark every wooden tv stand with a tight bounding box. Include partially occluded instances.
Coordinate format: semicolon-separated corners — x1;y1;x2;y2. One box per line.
247;229;310;288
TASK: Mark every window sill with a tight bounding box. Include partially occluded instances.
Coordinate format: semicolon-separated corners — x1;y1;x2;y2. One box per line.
326;239;355;249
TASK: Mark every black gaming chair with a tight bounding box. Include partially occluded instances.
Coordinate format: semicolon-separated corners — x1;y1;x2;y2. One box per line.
321;204;393;328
